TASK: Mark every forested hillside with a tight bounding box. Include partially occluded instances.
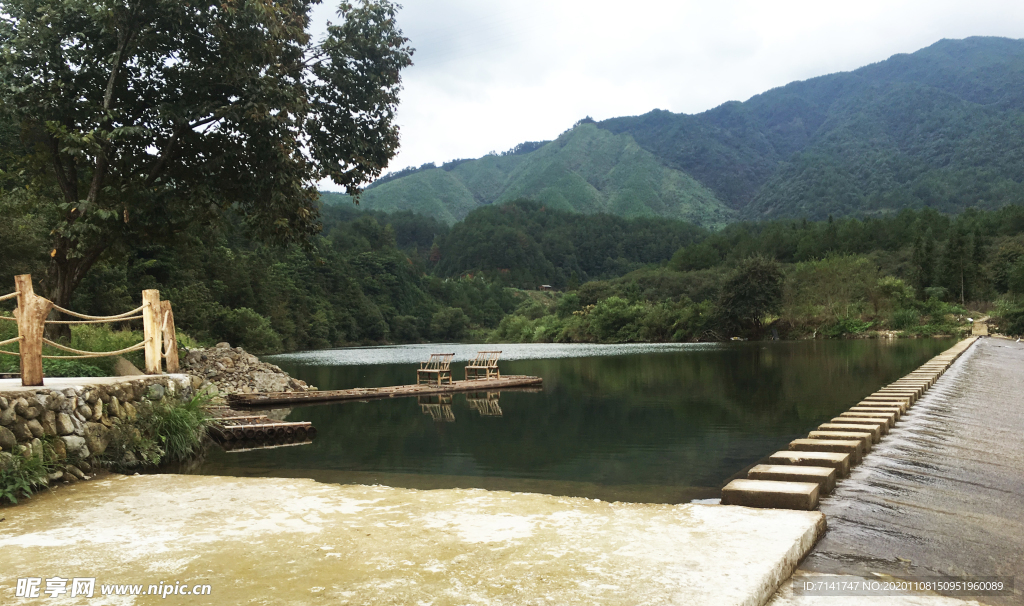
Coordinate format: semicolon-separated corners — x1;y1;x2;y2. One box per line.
323;122;734;227
349;37;1024;224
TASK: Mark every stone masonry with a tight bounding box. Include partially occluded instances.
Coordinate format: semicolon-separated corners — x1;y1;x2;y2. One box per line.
0;375;192;486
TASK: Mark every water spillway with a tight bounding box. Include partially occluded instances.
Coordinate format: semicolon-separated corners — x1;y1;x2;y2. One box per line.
775;337;1024;606
722;338;980;511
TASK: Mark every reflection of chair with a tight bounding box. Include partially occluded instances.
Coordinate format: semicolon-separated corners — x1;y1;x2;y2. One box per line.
419;395;455;422
465;351;501;380
417;353;455;385
467;392;502;417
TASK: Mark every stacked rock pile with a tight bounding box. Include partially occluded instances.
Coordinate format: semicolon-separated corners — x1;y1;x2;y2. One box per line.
180;343;314;396
0;376;192;486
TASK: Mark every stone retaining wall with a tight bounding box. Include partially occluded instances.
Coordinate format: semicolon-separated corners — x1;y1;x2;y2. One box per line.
0;375;193;485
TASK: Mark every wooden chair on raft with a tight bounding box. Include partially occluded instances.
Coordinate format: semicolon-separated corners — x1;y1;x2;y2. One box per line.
417;353;455;386
465;350;501;380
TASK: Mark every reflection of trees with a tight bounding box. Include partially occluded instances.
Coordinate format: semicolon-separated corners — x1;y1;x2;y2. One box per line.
253;340;955;487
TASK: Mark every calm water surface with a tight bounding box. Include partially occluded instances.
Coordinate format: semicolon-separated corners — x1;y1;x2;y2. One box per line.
194;339;954;503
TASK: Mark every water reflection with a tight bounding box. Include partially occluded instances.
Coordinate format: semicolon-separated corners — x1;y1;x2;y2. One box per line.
418;394;455;422
466;392;503;417
198;339;956;503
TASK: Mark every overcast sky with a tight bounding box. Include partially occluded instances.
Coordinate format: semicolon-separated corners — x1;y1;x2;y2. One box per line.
310;0;1024;190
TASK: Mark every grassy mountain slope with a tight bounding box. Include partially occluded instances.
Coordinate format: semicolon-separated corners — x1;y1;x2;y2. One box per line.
332;124;734;226
328;36;1024;224
602;36;1024;219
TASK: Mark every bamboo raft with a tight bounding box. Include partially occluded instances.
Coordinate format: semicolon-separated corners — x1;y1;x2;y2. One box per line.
226;375;544;408
206;406;317;446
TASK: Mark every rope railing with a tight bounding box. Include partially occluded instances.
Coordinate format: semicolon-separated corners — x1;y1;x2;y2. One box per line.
40;338;147;360
4;275;179;385
0;336;23;348
45;315;143;325
48;303;146;322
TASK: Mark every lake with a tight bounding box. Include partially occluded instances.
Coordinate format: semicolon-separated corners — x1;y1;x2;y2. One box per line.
193;339;954;503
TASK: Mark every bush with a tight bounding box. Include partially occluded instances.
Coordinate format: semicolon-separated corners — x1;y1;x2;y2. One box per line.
214;307;283;353
150;391;213;463
0;450;51;504
995;301;1024;336
430;307;469;341
98;390;213;471
889;308;921;330
823;317;874;338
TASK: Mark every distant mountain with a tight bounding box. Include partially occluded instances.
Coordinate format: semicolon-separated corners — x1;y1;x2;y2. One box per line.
325;36;1024;224
324;122;735;226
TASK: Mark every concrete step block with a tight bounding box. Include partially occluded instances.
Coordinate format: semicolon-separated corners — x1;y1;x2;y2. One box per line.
818;422;882;442
838;411;896;428
829;417;889;434
849;405;903;419
789;438;864;464
767;451;852;478
858;400;908;412
748;464;837;494
807;430;873;452
721;479;820;510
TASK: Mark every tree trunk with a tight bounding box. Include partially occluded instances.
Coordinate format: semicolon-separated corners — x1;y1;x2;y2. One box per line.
43;245;106;342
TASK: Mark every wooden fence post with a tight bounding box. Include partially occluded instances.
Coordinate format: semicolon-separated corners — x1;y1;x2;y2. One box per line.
160;300;180;373
142;289;163;374
14;274;54;387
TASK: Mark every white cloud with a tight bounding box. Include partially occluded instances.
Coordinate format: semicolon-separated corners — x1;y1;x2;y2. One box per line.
312;0;1024;190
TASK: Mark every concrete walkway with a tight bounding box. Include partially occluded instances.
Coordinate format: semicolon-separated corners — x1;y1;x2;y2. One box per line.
1;475;824;605
770;338;1024;606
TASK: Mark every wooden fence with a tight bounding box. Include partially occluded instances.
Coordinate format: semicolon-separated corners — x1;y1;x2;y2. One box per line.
0;274;178;386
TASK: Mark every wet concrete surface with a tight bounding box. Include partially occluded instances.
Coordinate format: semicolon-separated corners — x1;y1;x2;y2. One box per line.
1;474;824;605
776;338;1024;606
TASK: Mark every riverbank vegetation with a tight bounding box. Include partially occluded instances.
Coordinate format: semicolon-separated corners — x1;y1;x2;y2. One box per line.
4;199;1024;355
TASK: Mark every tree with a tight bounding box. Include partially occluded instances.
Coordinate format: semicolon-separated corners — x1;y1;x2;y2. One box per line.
941;225;973;304
910;232;935;300
0;0;413;314
718;255;785;336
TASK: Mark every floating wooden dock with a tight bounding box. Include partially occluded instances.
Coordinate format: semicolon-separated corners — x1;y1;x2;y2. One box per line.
226;375;544;408
206;406;317;449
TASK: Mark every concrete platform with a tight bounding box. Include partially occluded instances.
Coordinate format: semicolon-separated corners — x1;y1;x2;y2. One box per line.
863;394;912;404
721;479;821;510
816;423;881;442
0;474;827;606
838;411;896;428
0;374;191;393
789;439;864;464
849;405;903;418
806;431;873;453
826;417;888;435
748;465;837;494
767;451;852;478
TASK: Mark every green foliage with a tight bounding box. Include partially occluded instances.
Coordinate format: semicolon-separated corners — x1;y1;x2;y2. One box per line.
889;309;922;330
823;318;874;338
430;307;470;341
0;449;52;504
0;0;412;310
433;199;705;288
150;391;213;463
343;123;735;227
99;390;212;471
361;38;1024;227
718;255;785;335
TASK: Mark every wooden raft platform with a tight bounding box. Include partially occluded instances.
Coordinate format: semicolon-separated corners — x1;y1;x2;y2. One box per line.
226;375;544;408
206;405;317;450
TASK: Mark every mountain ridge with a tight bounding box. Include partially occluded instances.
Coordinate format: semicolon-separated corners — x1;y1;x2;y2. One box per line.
325;36;1024;224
